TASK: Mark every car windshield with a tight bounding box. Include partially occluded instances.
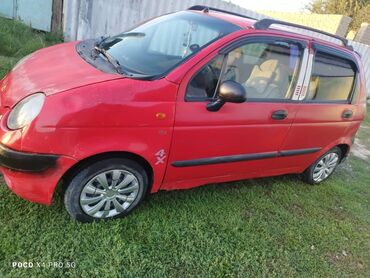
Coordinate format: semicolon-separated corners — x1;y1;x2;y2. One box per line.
99;11;241;77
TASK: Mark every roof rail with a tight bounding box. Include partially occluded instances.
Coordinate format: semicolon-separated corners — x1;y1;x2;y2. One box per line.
254;19;353;50
188;5;258;21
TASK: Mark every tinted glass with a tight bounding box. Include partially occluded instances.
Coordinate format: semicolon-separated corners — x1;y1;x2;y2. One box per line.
100;11;240;76
307;51;356;101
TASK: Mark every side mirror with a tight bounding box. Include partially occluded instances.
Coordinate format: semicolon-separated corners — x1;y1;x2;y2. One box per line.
207;80;246;112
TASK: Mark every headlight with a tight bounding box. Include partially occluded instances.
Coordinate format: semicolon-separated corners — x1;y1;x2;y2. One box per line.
7;93;45;130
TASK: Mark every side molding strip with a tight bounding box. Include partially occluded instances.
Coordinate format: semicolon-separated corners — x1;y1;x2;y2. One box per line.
280;147;321;156
171;148;321;167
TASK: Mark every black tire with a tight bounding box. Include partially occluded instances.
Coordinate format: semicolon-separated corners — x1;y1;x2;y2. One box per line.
64;158;148;223
302;147;342;185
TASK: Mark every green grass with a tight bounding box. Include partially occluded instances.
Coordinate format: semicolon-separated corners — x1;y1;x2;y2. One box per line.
0;18;370;277
0;17;62;78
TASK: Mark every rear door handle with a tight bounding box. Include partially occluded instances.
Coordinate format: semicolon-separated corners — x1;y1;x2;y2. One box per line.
342;109;353;119
272;110;288;120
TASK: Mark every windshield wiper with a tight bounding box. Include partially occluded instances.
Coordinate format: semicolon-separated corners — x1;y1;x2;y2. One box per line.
96;32;145;47
120;32;145;37
96;35;109;46
94;46;125;75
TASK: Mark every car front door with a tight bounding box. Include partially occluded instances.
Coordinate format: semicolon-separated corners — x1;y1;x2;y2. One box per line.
161;36;310;190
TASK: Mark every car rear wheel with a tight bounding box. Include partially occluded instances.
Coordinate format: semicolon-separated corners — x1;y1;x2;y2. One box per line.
64;158;148;222
302;147;342;185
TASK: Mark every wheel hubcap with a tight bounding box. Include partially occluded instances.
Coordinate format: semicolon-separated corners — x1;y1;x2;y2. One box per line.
80;169;140;218
312;152;339;183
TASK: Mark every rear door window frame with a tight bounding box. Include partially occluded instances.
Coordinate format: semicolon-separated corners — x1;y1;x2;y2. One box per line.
300;43;359;104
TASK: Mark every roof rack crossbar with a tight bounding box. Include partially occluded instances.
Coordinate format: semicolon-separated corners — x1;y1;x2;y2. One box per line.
188;5;258;21
254;19;350;49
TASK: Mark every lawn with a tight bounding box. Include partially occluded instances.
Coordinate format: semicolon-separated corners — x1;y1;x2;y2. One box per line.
0;17;62;78
0;17;369;277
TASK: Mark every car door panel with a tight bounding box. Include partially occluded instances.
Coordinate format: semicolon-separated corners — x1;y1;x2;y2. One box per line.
278;44;359;171
162;36;309;189
163;102;298;183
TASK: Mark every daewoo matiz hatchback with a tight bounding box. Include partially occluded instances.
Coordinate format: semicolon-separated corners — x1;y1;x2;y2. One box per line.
0;6;366;222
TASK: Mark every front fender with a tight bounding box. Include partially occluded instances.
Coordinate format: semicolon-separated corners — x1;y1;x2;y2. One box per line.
20;78;178;192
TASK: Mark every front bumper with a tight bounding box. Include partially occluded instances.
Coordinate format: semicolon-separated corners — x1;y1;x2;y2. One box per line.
0;144;77;205
0;143;59;171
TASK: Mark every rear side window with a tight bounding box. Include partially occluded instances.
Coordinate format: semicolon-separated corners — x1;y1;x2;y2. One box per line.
307;51;356;102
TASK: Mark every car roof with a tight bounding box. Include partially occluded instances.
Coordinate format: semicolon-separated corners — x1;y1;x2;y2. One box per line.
193;10;257;29
188;9;354;55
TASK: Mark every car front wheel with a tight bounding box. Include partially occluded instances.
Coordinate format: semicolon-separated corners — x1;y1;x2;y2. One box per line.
64;158;148;222
302;147;342;185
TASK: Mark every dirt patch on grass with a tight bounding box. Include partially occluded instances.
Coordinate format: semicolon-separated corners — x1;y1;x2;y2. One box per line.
328;205;347;220
351;138;370;160
327;251;368;275
285;203;305;217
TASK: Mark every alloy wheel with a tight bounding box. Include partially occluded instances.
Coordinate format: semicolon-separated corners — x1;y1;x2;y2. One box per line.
79;169;139;218
312;152;339;183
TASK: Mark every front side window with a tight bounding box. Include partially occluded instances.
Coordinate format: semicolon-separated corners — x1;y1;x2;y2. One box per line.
306;51;356;102
186;55;224;100
224;42;302;99
99;11;240;77
186;40;303;100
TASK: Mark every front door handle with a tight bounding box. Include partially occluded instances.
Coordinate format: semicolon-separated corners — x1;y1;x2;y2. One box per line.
272;110;288;120
342;109;353;119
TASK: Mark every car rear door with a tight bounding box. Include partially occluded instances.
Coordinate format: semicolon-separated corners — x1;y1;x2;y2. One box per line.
278;42;361;171
162;35;311;190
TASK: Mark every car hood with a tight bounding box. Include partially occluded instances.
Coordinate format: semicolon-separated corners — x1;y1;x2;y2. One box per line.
0;41;121;107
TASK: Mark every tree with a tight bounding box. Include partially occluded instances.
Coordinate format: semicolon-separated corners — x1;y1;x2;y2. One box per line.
306;0;370;31
352;4;370;29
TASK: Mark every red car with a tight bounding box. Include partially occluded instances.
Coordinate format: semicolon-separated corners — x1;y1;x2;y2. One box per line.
0;6;367;222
